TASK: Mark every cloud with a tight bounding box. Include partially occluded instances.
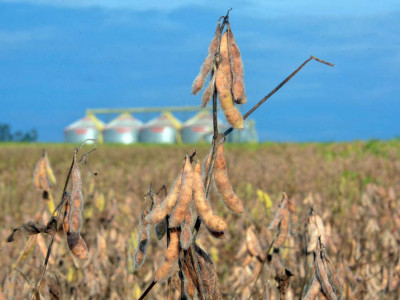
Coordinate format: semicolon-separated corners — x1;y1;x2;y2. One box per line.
0;27;55;49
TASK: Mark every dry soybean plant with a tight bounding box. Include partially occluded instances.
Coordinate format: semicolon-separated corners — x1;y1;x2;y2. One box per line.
3;9;335;300
6;143;96;299
135;10;333;299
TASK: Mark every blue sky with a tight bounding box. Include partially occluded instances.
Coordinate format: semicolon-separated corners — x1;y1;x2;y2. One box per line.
0;0;399;142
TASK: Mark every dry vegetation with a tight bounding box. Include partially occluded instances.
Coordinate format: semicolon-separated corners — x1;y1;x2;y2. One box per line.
1;140;399;299
1;11;399;300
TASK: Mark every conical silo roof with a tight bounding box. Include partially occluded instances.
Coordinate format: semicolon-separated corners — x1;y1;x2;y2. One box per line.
181;111;222;143
139;112;181;144
64;115;105;144
103;113;143;144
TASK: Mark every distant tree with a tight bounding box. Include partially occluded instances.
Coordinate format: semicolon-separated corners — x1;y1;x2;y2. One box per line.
0;124;38;142
0;124;12;141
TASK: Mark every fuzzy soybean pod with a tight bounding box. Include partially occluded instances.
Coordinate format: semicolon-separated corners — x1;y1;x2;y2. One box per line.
246;226;262;257
273;209;290;248
213;142;244;213
193;162;227;232
192;21;221;95
201;73;216;108
67;233;89;260
134;207;150;269
169;156;194;228
216;31;244;129
227;24;246;104
146;171;183;225
154;229;180;282
66;154;88;260
180;207;194;250
216;64;244;129
219;31;233;87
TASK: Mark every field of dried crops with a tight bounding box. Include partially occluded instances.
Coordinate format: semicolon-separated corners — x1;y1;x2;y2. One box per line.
1;140;399;299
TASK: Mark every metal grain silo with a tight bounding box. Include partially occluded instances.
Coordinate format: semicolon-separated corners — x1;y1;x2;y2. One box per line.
227;119;258;143
64;115;104;144
139;112;181;144
181;111;227;143
103;113;143;144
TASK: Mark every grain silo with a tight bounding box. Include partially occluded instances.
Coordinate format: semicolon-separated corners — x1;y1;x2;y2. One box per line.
103;113;143;144
64;115;104;143
227;120;258;143
139;112;181;144
181;111;227;143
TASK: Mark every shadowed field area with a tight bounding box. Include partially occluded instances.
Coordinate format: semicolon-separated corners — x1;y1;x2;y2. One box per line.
1;141;400;299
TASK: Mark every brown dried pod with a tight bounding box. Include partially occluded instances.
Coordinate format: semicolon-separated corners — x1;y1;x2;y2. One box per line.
323;252;342;299
180;207;194;250
213;142;244;213
235;240;248;259
216;32;244;129
193;161;227;232
192;21;221;95
194;244;222;300
307;210;326;253
246;226;262;257
316;249;338;300
219;31;233;87
269;193;290;230
67;232;88;260
68;154;84;233
134;207;150;269
33;150;56;192
182;258;196;299
227;23;246;104
65;152;89;260
201;73;216;108
146;171;183;225
169;156;194;228
273;209;289;248
154;229;179;282
303;274;322;300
